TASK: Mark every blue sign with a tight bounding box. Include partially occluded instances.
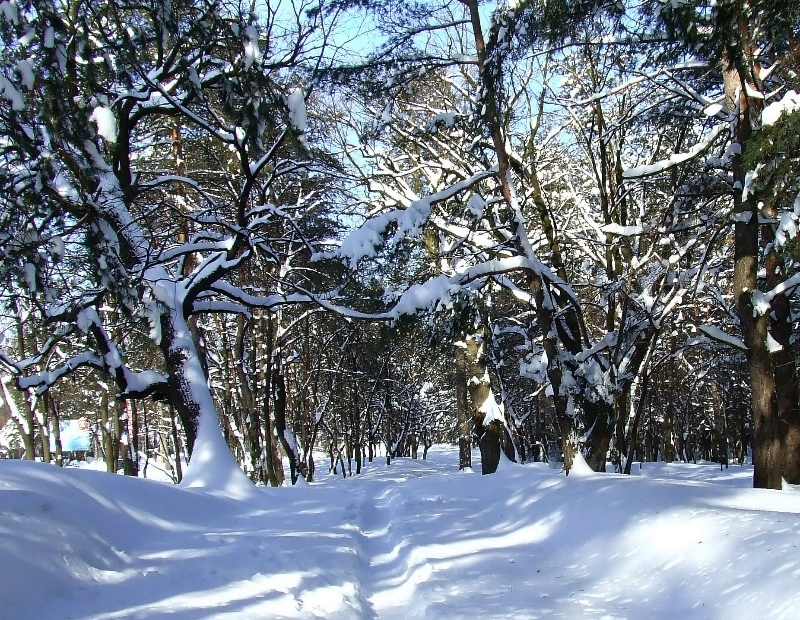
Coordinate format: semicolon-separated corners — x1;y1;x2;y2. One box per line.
51;419;92;452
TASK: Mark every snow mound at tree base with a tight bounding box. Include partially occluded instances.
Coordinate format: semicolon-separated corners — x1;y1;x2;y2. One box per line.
179;411;258;500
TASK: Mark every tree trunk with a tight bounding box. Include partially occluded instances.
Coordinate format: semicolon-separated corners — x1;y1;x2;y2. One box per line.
624;373;651;475
1;375;35;459
583;399;614;472
160;309;252;492
100;388;115;472
170;405;183;483
662;335;677;463
724;53;782;489
465;330;509;474
455;338;472;470
50;396;63;466
762;204;800;483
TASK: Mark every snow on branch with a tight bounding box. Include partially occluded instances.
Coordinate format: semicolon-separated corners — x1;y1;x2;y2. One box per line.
698;325;747;351
329;168;497;269
623;125;726;179
17;351;106;393
386;256;579;320
209;281;317;310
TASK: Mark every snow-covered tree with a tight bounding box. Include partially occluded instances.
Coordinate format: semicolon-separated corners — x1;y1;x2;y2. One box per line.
0;0;345;488
642;0;800;487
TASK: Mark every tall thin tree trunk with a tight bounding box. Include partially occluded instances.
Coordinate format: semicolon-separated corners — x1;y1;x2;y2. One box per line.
624;373;651;475
170;405;183;483
455;338;472;470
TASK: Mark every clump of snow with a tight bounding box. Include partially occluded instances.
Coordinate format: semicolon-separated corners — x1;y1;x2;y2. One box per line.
766;332;783;353
15;60;34;90
43;26;54;48
390;274;455;318
243;24;260;70
426;112;457;133
0;74;25;110
703;102;724;117
601;223;644;236
568;450;595;477
22;262;36;291
776;211;798;246
467;193;485;218
477;391;504;425
699;324;747;351
90;106;117;143
751;290;772;317
623;124;725;178
0;1;19;24
287;87;308;148
762;90;800;127
47;236;65;260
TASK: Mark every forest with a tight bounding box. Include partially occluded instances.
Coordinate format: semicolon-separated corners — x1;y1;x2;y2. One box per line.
1;0;799;491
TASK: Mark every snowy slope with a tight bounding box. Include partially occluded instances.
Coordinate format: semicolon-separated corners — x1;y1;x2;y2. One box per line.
2;447;800;619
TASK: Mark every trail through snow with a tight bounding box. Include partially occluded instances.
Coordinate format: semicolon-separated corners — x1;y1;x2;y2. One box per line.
2;447;800;619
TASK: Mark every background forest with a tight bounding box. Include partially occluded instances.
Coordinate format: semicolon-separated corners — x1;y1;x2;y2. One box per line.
1;0;799;490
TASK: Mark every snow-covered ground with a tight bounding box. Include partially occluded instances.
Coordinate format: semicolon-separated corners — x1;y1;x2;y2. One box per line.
2;447;800;619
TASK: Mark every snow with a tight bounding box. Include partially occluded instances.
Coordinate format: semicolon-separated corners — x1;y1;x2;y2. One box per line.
243;25;261;70
467;192;485;218
179;409;258;501
698;324;747;351
762;90;800;127
90;106;118;143
287;88;309;149
0;74;25;110
0;1;18;24
776;211;798;246
2;445;800;619
623;124;726;179
287;88;307;133
601;223;644;236
766;332;783;353
15;59;34;90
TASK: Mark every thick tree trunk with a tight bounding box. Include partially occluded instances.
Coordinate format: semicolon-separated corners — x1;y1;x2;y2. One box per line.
464;331;510;474
159;309;253;493
763;205;800;483
724;54;782;489
583;399;614;472
1;376;35;460
464;0;578;474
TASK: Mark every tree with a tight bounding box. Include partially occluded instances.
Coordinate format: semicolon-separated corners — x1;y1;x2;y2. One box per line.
0;0;345;486
647;0;800;487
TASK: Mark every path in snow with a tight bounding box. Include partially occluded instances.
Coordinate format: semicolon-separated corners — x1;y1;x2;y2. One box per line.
2;447;800;619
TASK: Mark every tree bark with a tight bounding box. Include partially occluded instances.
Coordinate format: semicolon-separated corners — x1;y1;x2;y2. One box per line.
763;204;800;483
584;400;614;472
724;53;782;489
624;373;650;475
455;338;472;470
464;330;509;474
